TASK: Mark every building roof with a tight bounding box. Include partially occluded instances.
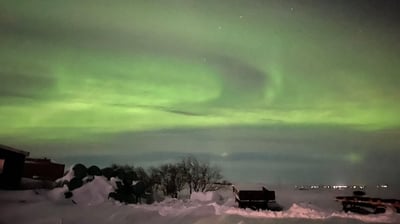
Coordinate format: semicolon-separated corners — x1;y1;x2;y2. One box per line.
0;144;30;156
25;157;64;166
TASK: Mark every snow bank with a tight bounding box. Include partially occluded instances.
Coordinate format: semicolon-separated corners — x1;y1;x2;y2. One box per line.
47;176;115;206
1;184;399;224
190;191;222;203
133;197;216;218
47;185;68;201
72;176;114;205
223;203;398;223
110;177;122;189
55;165;74;184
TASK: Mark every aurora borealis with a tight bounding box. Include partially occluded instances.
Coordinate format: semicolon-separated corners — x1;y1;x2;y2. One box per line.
1;0;399;184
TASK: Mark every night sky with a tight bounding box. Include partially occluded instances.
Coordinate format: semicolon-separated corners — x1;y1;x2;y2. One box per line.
1;0;399;185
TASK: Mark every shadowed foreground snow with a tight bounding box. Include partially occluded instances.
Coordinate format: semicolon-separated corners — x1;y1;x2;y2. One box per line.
0;177;399;224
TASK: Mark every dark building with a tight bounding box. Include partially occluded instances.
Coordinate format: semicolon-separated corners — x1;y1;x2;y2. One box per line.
23;158;65;181
0;144;30;189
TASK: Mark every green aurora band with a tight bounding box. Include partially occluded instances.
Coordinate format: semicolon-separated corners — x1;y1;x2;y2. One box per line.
1;0;399;141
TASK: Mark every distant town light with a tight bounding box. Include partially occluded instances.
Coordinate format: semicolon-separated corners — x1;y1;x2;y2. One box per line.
333;185;348;190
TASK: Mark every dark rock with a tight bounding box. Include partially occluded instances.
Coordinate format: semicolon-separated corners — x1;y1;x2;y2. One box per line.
87;165;101;176
114;168;126;180
64;191;73;199
123;171;136;186
68;177;83;191
85;175;95;183
101;167;114;180
133;181;145;197
73;164;87;179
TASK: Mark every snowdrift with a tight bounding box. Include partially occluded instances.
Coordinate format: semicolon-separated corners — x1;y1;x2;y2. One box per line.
72;176;114;205
47;176;114;205
1;181;400;224
55;165;75;184
223;203;398;223
190;191;224;204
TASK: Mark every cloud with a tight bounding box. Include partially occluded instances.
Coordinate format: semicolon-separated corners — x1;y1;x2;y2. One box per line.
9;124;399;185
0;68;55;101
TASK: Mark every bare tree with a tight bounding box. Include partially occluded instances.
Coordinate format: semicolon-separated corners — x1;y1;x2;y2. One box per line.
200;164;223;192
151;163;185;198
148;156;223;198
181;156;198;194
181;156;223;193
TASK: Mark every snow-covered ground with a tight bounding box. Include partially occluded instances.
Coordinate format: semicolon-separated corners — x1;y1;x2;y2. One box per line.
0;177;399;224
